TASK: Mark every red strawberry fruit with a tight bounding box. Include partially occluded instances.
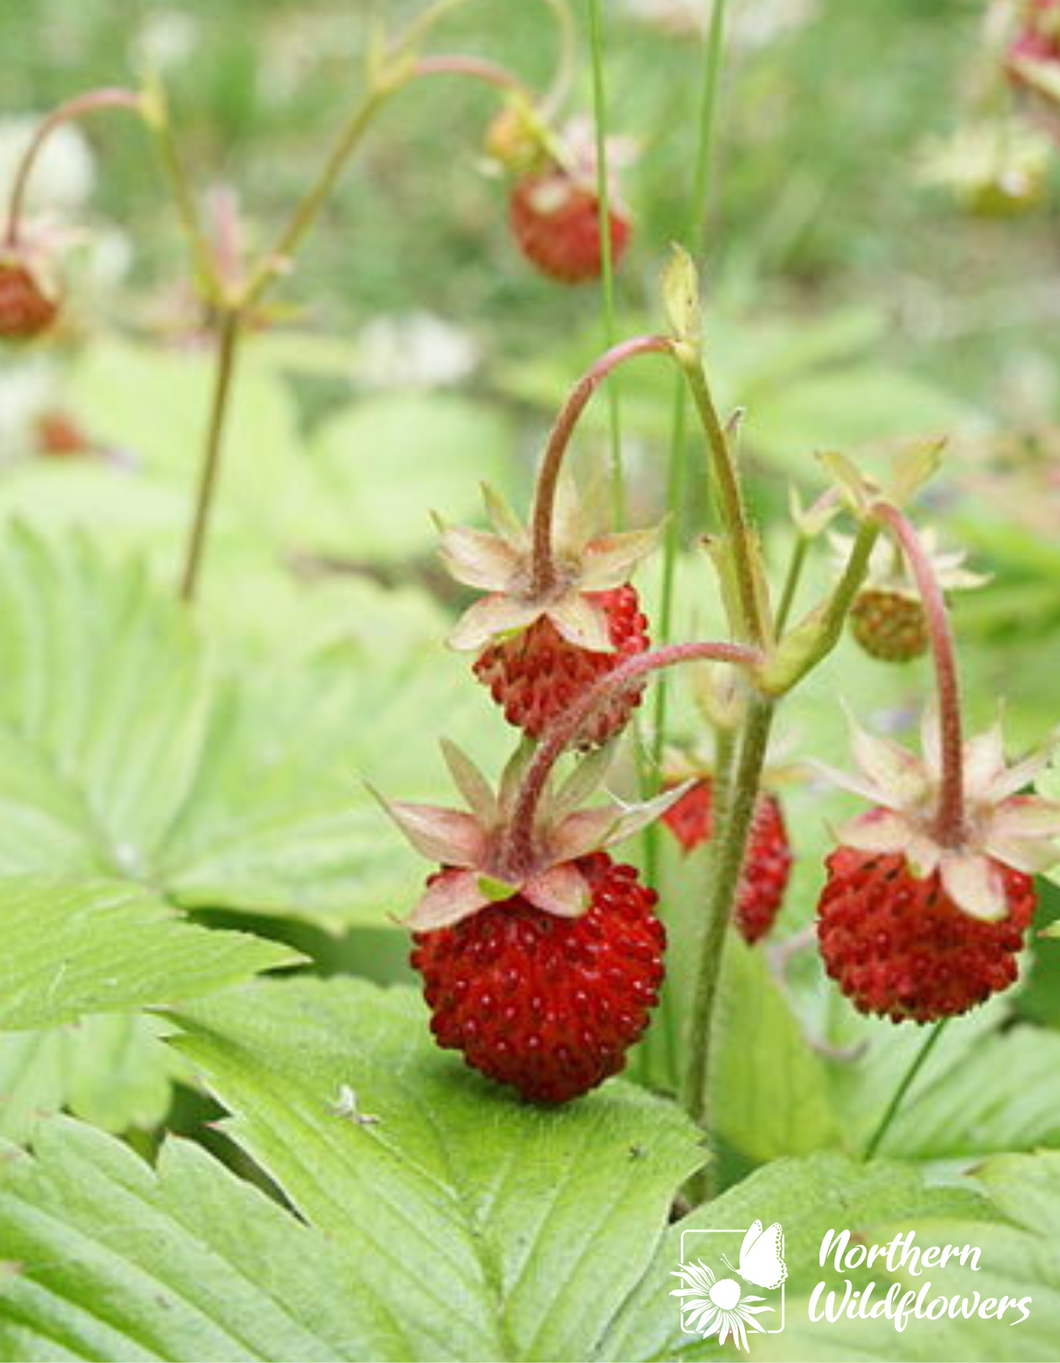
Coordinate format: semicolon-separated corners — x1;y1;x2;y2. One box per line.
816;715;1060;1023
380;741;684;1102
473;583;649;747
412;852;663;1101
663;778;792;944
510;169;630;284
0;254;58;341
439;483;658;748
818;847;1034;1023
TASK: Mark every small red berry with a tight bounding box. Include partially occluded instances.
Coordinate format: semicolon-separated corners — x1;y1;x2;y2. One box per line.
662;778;792;943
411;852;665;1102
817;846;1036;1024
509;169;631;283
473;583;650;748
35;410;90;458
0;257;58;341
1008;0;1060;72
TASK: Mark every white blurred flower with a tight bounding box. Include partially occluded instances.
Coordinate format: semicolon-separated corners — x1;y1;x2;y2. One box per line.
0;115;95;213
0;360;60;465
355;313;479;389
134;11;199;71
620;0;818;47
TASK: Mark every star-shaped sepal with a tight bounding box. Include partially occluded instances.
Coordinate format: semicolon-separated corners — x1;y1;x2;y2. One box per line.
438;481;661;655
820;712;1060;921
374;740;688;931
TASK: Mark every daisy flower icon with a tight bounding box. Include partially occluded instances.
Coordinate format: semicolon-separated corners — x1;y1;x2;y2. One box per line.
670;1258;775;1351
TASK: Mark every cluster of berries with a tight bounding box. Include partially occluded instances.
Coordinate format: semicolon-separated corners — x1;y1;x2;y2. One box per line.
388;482;676;1101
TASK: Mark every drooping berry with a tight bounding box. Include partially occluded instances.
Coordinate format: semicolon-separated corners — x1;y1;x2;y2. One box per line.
0;255;58;341
662;778;792;944
380;739;684;1103
816;715;1060;1024
440;483;660;749
35;410;91;458
412;853;664;1102
849;588;929;663
817;846;1034;1023
510;169;630;284
473;583;649;747
1007;0;1060;88
834;528;986;665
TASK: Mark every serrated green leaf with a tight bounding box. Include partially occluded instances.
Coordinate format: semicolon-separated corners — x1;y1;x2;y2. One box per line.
285;392;514;564
0;529;504;930
0;878;295;1032
830;1007;1060;1160
0;1118;394;1361
0;1014;178;1144
169;976;707;1362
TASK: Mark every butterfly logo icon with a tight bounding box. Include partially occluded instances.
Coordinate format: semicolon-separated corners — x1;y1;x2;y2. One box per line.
721;1219;788;1292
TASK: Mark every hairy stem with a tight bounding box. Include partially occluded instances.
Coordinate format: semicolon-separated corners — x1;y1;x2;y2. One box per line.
676;351;768;648
650;0;730;797
874;503;965;845
412;53;534;96
4;88;143;246
863;1020;949;1160
684;694;774;1177
178;308;243;602
774;532;809;635
243;84;393;307
501;641;763;877
529;335;673;596
767;520;880;693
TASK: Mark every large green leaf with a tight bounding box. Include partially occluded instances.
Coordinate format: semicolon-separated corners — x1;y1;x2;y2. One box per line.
169;977;706;1362
0;878;294;1032
0;527;498;928
827;1006;1060;1161
0;1119;392;1361
0;977;707;1362
285;391;515;564
709;936;841;1162
0;1015;177;1144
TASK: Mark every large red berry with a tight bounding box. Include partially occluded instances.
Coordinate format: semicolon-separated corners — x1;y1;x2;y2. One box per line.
817;847;1036;1024
509;170;631;283
473;584;649;747
662;778;792;943
0;259;57;341
411;852;665;1102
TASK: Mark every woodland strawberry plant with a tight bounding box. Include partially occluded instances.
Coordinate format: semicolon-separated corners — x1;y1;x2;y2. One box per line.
2;2;1060;1362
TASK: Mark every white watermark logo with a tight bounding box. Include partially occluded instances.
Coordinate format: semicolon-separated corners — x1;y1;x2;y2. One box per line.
671;1220;787;1351
672;1221;1032;1351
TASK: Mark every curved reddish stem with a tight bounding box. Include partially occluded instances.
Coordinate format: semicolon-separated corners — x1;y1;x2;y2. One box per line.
501;640;763;877
529;335;675;596
412;54;535;98
874;502;964;845
4;88;143;246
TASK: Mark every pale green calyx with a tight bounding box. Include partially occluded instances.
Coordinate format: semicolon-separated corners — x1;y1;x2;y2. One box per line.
818;712;1060;921
438;481;661;653
375;740;689;930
